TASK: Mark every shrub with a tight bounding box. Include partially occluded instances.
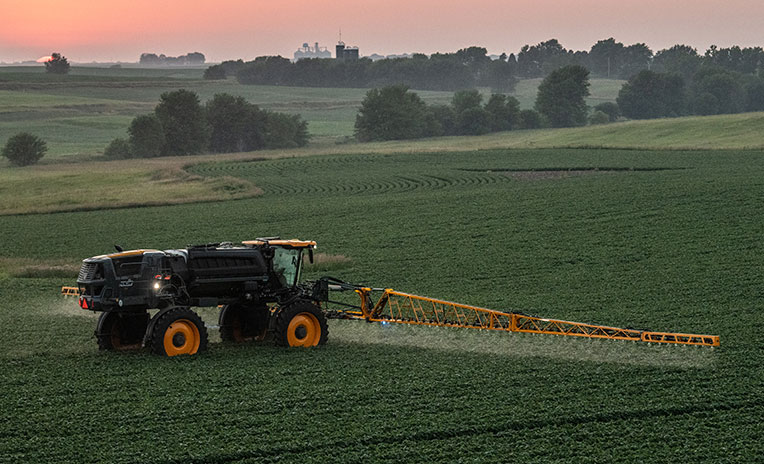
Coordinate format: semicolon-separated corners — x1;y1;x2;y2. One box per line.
264;112;310;148
456;107;492;135
104;138;132;159
203;65;227;80
589;110;610;125
516;109;543;129
45;53;70;74
2;132;47;166
484;94;520;132
594;102;620;122
617;70;686;119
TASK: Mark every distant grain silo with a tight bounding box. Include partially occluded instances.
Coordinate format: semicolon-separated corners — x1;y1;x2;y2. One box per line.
336;41;359;61
293;42;332;61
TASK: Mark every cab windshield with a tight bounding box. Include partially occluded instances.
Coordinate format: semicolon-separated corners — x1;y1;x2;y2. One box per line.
272;248;302;287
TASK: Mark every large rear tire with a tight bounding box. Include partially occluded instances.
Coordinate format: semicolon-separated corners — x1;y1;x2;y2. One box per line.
274;301;328;347
219;304;269;343
96;311;148;351
149;307;208;356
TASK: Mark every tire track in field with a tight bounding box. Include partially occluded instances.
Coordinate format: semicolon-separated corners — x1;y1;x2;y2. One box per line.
189;156;510;198
149;398;762;464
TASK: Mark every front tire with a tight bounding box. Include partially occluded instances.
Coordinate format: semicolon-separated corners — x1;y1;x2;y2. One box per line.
274;301;328;347
149;307;208;356
95;311;148;351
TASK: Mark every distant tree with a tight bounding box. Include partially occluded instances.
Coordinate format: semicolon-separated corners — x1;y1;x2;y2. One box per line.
588;38;624;78
185;52;206;65
486;55;518;93
354;85;432;141
154;89;210;155
620;43;653;79
2;132;47;166
45;53;70;74
264;112;309;148
104;138;132;159
652;45;702;81
594;102;620;122
744;78;764;111
451;89;483;115
705;45;764;74
517;39;572;78
516;109;543;129
128;114;165;157
456;107;492;135
690;68;746;115
535;65;590;127
428;104;456;136
484;94;520;131
589;110;610;125
139;53;162;65
617;70;686;119
206;93;268;152
203;65;227;80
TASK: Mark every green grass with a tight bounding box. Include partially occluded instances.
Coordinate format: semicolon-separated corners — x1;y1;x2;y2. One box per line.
0;66;630;157
0;147;762;462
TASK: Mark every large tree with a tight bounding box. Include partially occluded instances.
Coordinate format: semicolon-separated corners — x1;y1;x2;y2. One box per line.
206;93;268;152
690;68;746;115
154;89;210;155
652;45;702;81
535;65;590;127
616;70;686;119
128;114;165;157
354;85;432;141
45;53;70;74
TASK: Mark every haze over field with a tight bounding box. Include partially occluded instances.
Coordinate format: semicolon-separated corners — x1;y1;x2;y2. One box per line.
2;0;763;62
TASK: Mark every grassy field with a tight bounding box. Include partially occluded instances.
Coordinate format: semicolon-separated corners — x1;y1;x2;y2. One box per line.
2;109;763;216
0;147;762;462
0;66;627;158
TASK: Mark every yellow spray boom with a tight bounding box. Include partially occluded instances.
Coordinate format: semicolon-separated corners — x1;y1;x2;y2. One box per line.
315;278;720;347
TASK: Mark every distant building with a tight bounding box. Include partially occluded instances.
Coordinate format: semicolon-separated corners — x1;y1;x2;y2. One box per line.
335;41;359;61
293;42;332;61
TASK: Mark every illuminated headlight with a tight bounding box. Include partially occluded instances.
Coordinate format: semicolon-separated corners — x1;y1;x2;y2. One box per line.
153;282;160;290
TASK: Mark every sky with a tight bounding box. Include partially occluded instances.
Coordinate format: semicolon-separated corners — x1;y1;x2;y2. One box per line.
1;0;763;63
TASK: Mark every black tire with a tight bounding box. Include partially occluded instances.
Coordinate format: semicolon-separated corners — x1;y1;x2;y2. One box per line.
219;304;269;343
95;311;148;351
149;306;208;356
274;301;328;347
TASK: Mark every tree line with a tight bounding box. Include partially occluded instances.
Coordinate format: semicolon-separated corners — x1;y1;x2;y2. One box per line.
206;47;517;92
139;52;206;66
105;90;309;159
354;84;549;142
205;39;764;91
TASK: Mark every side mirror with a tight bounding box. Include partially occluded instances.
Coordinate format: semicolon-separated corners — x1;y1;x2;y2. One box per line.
308;248;314;264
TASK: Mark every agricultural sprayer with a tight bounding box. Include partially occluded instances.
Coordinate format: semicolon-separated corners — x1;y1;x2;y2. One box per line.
63;239;720;356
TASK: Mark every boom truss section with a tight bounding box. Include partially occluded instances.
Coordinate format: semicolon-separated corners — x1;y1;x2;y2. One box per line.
333;287;719;347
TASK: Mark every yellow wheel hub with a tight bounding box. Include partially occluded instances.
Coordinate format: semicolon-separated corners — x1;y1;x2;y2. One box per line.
286;312;321;347
163;319;201;356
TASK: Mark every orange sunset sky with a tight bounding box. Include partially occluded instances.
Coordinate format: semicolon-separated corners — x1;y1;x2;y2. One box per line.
1;0;762;63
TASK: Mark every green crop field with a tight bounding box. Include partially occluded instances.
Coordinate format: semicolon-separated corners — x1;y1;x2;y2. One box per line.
1;146;762;462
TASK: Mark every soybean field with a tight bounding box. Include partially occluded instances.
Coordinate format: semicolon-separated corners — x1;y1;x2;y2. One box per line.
1;148;762;462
